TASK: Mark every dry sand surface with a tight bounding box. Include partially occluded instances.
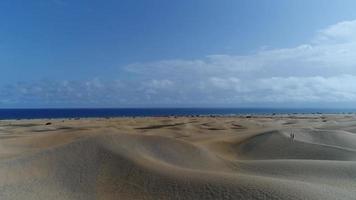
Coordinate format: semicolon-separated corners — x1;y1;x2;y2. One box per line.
0;115;356;200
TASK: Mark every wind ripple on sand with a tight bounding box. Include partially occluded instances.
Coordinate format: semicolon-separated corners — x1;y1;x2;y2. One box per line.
0;116;356;200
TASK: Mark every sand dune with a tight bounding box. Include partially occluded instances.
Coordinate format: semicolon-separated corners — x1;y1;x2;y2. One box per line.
0;115;356;199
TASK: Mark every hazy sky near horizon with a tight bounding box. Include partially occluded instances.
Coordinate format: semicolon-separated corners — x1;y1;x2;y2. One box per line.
1;0;356;108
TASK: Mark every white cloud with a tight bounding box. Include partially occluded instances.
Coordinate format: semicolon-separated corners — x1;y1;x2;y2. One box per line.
2;20;356;107
256;75;356;103
147;79;174;89
120;20;356;105
314;20;356;44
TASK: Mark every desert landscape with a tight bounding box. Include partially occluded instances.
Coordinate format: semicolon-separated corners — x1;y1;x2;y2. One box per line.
0;115;356;200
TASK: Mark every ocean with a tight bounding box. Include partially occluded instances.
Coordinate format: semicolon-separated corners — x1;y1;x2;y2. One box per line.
0;108;355;120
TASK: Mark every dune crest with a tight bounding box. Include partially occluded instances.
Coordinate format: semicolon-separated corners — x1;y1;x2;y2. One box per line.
0;115;356;200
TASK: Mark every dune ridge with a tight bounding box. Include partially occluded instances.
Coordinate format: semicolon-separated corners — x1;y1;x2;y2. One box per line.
0;115;356;199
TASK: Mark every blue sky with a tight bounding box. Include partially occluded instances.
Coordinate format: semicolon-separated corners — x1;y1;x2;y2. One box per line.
1;0;356;108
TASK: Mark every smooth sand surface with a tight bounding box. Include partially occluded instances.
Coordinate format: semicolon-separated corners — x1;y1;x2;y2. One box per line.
0;115;356;199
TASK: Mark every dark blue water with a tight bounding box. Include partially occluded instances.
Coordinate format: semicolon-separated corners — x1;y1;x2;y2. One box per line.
0;108;355;120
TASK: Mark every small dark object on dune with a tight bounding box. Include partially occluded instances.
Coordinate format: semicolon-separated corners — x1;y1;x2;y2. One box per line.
45;122;52;125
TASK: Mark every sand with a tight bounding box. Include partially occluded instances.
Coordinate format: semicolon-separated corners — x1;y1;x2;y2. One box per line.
0;115;356;200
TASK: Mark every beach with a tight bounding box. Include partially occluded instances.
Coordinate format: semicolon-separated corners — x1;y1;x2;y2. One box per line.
0;115;356;199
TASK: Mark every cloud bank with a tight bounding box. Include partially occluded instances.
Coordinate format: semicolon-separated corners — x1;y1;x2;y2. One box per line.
2;20;356;107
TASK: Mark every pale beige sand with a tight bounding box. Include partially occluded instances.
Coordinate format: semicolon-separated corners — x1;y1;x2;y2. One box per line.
0;115;356;199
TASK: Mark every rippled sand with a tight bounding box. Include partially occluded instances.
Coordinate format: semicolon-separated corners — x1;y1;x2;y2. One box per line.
0;115;356;200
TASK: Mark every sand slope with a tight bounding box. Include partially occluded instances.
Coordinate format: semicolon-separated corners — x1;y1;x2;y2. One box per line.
0;115;356;199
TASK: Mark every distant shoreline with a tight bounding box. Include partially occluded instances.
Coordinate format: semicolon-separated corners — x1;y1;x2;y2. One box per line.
1;108;356;120
1;113;355;121
1;113;356;199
